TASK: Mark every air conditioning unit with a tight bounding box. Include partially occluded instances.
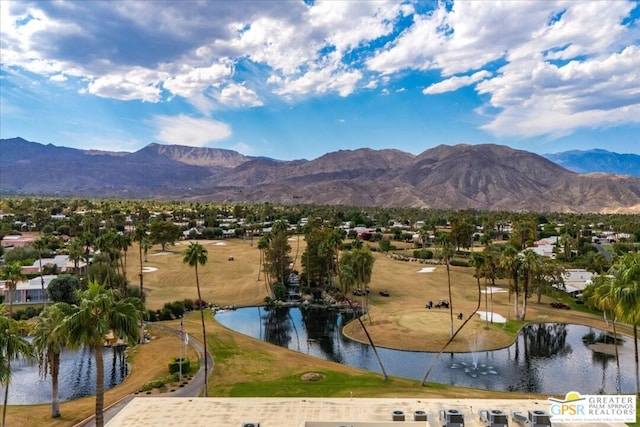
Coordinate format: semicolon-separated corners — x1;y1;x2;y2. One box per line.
241;423;260;427
414;410;428;421
392;410;405;421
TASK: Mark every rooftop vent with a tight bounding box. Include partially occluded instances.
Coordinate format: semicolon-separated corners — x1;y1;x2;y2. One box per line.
414;410;428;421
392;410;405;421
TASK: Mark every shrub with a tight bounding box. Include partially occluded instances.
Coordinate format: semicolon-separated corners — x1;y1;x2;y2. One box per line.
413;249;433;260
168;357;191;374
449;258;469;267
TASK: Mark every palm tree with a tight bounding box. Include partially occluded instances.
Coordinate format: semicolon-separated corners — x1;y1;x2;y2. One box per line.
470;252;487;327
31;303;72;418
132;225;148;302
0;262;26;315
67;237;85;284
183;242;209;397
437;232;455;337
520;249;541;321
500;245;520;320
611;252;640;397
63;281;140;427
590;275;622;393
33;236;49;309
0;308;34;427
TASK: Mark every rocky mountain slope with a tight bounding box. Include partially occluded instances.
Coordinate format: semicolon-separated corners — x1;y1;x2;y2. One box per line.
2;137;639;213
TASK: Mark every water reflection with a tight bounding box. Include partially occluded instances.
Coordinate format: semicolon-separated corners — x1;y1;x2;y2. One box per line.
216;306;637;394
2;345;128;405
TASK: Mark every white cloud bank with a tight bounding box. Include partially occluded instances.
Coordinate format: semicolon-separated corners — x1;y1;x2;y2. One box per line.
1;0;639;141
154;115;231;147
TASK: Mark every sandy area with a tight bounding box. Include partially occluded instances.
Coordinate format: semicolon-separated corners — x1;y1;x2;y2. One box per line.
476;311;507;324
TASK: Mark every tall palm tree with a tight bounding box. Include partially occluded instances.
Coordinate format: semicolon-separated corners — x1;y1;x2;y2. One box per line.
67;237;85;285
183;242;209;397
470;252;487;327
437;233;455;338
132;225;148;302
33;236;49;309
0;308;34;427
590;275;621;394
0;262;26;315
338;249;387;381
520;249;541;321
611;252;640;397
63;282;140;427
31;303;72;418
500;245;520;320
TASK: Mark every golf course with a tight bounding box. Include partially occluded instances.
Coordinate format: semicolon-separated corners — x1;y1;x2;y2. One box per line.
4;237;631;426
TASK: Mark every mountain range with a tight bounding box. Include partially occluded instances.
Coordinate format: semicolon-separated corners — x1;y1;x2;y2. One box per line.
1;137;639;214
543;149;640;176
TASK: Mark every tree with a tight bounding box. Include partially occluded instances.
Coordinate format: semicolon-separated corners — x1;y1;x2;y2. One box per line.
67;237;85;284
520;249;541;321
611;252;640;397
436;232;455;338
47;274;80;304
132;225;148;302
63;282;140;427
0;262;26;315
589;275;621;394
149;218;181;251
470;252;487;327
0;308;33;427
264;220;291;289
33;236;50;309
31;303;72;418
183;242;210;397
500;245;521;320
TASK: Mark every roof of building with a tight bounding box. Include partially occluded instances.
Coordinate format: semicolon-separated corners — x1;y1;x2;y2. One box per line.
105;397;626;427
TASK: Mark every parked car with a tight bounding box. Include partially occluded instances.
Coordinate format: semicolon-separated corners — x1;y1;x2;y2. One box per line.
439;409;465;427
479;409;509;427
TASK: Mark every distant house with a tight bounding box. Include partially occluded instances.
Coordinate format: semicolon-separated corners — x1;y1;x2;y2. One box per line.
1;274;56;304
554;268;594;298
1;235;36;249
20;254;86;275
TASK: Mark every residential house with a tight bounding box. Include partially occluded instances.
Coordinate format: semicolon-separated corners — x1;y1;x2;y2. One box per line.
1;274;56;304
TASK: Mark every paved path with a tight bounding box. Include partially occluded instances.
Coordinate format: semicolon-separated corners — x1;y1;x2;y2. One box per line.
74;324;213;427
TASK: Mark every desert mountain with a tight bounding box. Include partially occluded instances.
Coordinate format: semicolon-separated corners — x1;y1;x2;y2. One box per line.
1;137;639;213
544;149;640;177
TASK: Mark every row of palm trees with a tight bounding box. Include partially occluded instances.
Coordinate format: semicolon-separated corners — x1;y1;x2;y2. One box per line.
0;282;142;427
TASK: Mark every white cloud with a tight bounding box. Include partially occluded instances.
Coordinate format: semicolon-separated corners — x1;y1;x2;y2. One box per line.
2;0;639;143
154;115;231;146
424;70;491;94
49;74;67;82
162;61;234;99
218;83;263;108
87;68;167;102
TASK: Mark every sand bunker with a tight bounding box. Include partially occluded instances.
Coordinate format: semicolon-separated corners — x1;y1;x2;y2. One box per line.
417;267;436;273
213;241;227;246
151;252;172;256
143;267;158;273
481;287;506;294
476;311;507;323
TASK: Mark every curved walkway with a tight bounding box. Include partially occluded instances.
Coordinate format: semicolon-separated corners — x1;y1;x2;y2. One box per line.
74;324;213;427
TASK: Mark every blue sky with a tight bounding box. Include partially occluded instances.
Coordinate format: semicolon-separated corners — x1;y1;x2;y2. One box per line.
1;0;639;160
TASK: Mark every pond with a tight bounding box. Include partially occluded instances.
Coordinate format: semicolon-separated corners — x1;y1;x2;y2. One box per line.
2;345;129;405
215;306;638;395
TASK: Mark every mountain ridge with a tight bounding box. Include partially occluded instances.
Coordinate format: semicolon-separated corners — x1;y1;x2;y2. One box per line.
1;137;639;213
